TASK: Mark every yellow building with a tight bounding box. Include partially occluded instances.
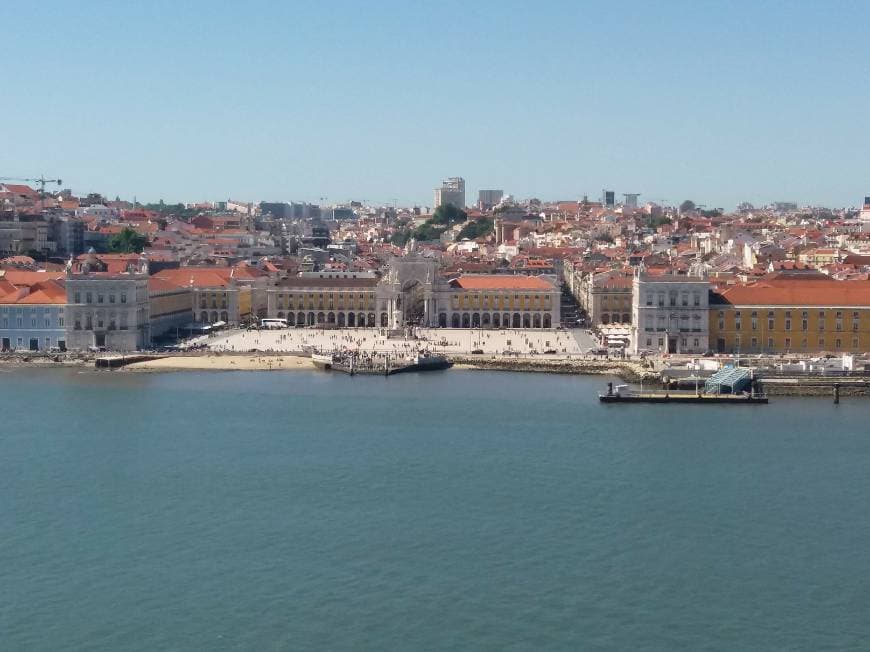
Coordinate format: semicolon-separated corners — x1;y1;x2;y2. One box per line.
709;276;870;354
269;275;379;327
437;275;560;328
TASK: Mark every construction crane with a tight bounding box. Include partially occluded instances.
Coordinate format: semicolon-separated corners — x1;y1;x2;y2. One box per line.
0;175;63;212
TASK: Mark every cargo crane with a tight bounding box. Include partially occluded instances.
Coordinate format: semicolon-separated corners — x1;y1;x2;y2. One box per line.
0;175;63;212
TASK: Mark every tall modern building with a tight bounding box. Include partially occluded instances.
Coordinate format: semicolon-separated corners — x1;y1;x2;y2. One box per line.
623;193;640;209
602;190;615;208
478;189;504;211
434;177;466;210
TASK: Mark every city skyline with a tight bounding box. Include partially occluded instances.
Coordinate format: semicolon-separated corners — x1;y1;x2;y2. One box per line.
3;1;868;208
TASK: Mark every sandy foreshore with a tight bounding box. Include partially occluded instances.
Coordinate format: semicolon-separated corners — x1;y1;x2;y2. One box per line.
123;354;314;372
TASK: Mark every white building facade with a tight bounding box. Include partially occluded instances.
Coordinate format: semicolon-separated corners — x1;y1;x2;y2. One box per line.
630;273;710;354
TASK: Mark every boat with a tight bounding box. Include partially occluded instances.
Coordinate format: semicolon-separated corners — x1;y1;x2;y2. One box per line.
312;351;452;376
599;382;768;404
311;353;334;370
389;353;453;375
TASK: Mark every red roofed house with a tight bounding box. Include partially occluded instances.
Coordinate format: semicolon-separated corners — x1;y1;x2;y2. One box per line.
0;269;68;351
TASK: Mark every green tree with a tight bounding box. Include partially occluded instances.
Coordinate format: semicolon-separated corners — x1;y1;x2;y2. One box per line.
108;227;148;253
412;222;446;241
457;218;493;240
389;228;412;246
430;204;467;226
679;200;696;214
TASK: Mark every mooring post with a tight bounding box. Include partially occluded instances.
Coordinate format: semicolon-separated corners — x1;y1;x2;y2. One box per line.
834;383;840;405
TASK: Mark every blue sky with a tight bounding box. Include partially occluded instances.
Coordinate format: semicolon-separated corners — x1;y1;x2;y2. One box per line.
2;0;867;209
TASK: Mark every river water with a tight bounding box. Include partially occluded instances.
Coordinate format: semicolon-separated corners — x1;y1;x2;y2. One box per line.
2;368;869;650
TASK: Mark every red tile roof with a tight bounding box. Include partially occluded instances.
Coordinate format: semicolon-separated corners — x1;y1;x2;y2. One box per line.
714;278;870;307
451;275;554;290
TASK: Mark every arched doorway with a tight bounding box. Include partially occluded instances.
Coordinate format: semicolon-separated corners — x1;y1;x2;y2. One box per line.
200;311;208;323
493;313;501;328
298;312;305;326
622;313;630;323
317;312;325;324
337;313;345;327
601;313;610;324
327;312;335;324
439;313;447;328
462;313;470;328
543;313;551;328
512;313;521;328
452;314;460;328
367;313;375;327
472;313;480;328
308;312;315;325
288;313;295;326
211;311;218;323
522;313;531;328
348;312;356;327
482;313;491;327
221;311;228;323
533;313;541;328
380;312;388;327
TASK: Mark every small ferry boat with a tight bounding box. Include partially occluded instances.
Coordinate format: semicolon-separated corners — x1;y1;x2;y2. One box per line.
311;351;452;376
599;382;769;405
311;353;335;370
389;353;453;375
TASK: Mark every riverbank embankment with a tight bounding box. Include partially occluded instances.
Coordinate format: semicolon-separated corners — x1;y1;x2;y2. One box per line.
451;355;658;382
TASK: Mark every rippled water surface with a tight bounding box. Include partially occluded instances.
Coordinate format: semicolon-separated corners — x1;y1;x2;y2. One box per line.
2;368;870;650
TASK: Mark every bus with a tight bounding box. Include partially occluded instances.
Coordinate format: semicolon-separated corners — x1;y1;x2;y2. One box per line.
260;318;288;329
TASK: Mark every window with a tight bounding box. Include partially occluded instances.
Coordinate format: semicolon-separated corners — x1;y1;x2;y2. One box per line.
669;291;677;307
785;318;791;331
768;311;774;330
735;311;742;330
109;294;115;304
693;292;700;307
751;337;758;350
717;311;724;330
751;311;758;331
785;337;791;349
59;317;64;327
645;294;652;306
646;338;652;347
853;336;859;349
693;338;699;348
819;337;825;349
836;311;843;332
767;337;774;349
681;292;688;307
818;311;825;331
835;338;842;349
98;294;104;304
86;292;92;304
74;292;81;303
121;293;127;304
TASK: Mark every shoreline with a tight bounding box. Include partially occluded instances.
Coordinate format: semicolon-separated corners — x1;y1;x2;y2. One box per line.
122;354;314;372
3;353;869;396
